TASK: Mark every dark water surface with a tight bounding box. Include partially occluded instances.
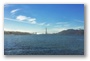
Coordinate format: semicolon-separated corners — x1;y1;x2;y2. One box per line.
4;34;84;55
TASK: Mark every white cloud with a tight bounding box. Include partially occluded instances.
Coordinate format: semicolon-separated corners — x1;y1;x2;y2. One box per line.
46;24;50;26
63;24;70;27
55;22;70;27
16;15;37;24
74;19;84;23
28;18;36;21
38;22;51;26
56;22;68;24
5;15;37;24
4;18;14;20
28;18;36;24
4;18;29;24
16;15;27;21
74;26;84;29
38;22;46;25
54;25;62;28
11;9;20;14
30;20;36;24
53;28;68;32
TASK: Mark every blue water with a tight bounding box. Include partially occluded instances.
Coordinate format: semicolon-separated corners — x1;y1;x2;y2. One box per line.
4;34;84;55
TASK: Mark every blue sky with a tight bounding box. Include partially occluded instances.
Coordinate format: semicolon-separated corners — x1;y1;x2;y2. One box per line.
4;4;84;34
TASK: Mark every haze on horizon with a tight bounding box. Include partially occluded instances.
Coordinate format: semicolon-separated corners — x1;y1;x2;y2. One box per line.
4;4;84;34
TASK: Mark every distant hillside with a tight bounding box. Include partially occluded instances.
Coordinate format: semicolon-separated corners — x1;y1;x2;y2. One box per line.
57;29;84;35
4;31;32;35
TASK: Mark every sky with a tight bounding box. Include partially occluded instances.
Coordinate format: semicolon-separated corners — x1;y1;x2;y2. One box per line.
4;4;84;34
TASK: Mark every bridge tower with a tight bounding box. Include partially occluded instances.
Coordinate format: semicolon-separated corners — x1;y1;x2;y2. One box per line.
45;28;47;34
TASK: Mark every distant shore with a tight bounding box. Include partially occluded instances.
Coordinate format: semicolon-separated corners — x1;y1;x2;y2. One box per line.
4;31;32;35
4;29;84;35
